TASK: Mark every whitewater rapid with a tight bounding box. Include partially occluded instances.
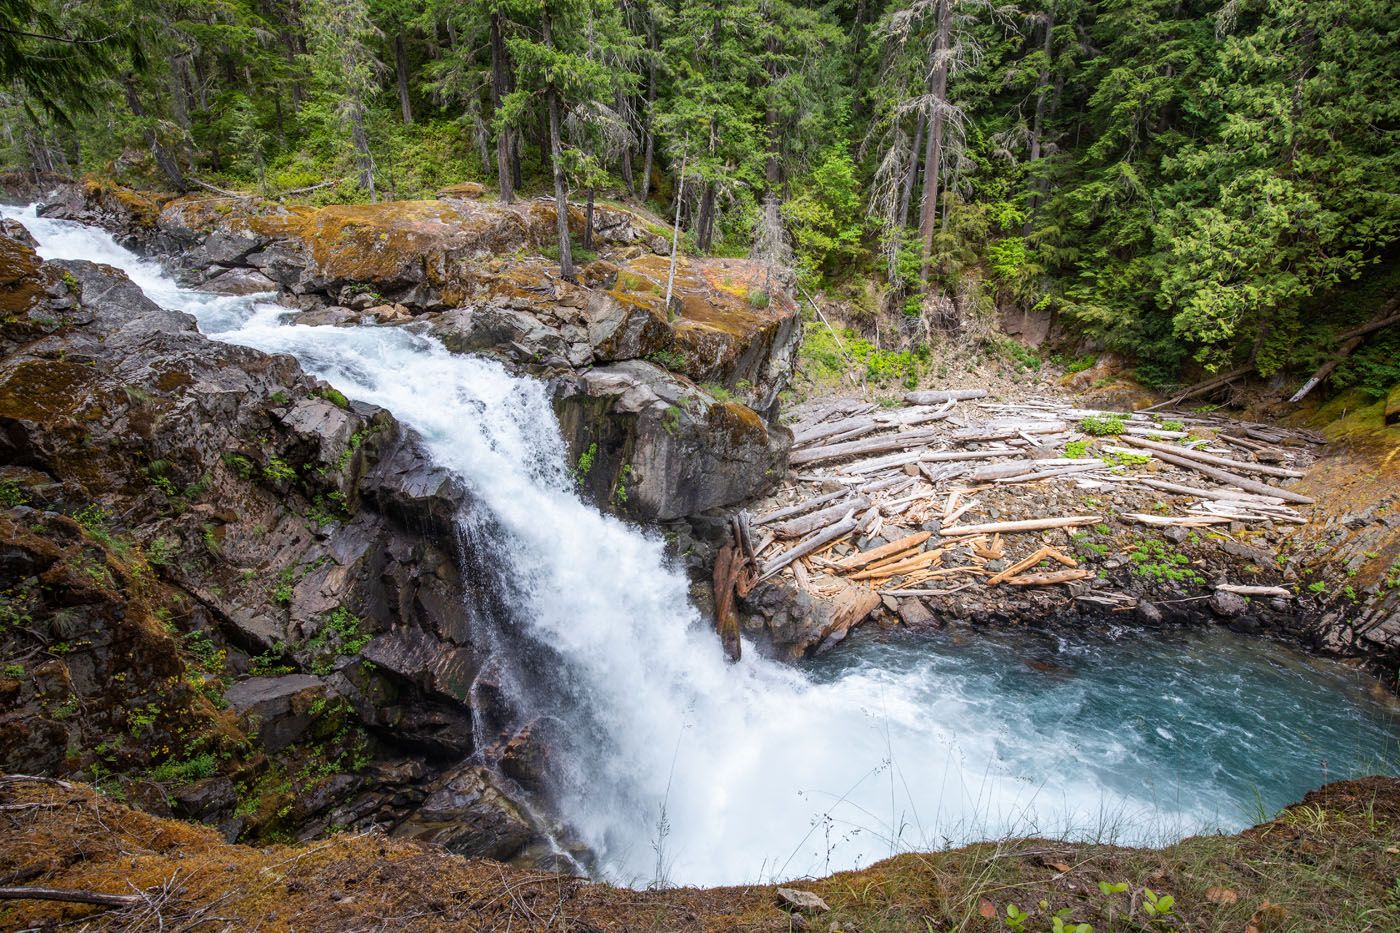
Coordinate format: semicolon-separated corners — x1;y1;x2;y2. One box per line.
7;204;1394;887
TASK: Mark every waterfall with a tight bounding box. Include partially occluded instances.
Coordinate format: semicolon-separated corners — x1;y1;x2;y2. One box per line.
7;204;1395;888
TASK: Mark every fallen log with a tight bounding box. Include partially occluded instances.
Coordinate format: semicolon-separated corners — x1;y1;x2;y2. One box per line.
0;886;141;908
1216;584;1292;598
1003;568;1095;586
753;489;847;526
1136;477;1284;506
987;546;1055;585
790;429;942;466
773;496;871;539
1126;513;1229;527
1125;446;1315;505
711;542;745;661
952;422;1070;443
760;513;858;580
1118;436;1304;479
942;516;1103;537
792;416;878;448
849;549;943;581
1139;364;1255;412
921;448;1024;464
904;388;989;405
833;531;933;571
1290;296;1400;402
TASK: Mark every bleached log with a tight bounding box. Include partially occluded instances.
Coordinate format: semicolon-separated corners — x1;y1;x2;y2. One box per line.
790;428;942;466
904;388;989;405
1215;584;1292;598
773;497;871;539
753;489;848;526
1003;568;1095;586
833;531;933;571
921;448;1023;463
792;416;878;448
1136;477;1284;506
995;463;1106;484
943;516;1103;537
875;399;957;427
952;422;1070;443
1126;513;1229;527
760;513;858;580
1123;426;1189;439
1122;445;1315;505
0;887;141;908
1118;436;1304;479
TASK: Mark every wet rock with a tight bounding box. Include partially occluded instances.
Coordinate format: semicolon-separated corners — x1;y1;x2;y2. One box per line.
1209;590;1249;618
394;763;539;860
203;266;278;295
897;598;938;629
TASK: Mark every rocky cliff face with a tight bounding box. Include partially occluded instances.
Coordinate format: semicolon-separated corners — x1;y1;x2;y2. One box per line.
0;231;549;859
33;180;798;522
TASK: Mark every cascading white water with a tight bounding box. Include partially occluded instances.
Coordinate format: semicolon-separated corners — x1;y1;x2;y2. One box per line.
7;204;1396;887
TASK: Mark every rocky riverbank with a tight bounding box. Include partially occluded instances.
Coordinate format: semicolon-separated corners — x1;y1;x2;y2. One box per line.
726;388;1400;688
29;178;799;522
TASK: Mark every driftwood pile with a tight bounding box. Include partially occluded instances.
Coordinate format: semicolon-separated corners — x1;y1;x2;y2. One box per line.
713;389;1322;655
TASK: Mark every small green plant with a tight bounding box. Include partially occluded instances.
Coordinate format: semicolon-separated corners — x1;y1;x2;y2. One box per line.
1064;439;1090;458
1078;413;1126;436
645;349;688;372
1308;580;1328;594
306;608;370;674
182;630;226;674
574;442;597;484
250;646;295;676
614;464;633;506
701;382;734;402
146;536;177;567
3;663;23;678
148;752;217;785
1158;419;1185;431
127;702;159;735
1141;887;1175;921
661;405;682;435
51;695;79;720
268;390;291;405
315;386;350;409
1098;881;1129;896
1127;537;1204;585
0;480;29;507
264;457;297;483
1002;903;1029;932
747;289;769;308
224;453;257;480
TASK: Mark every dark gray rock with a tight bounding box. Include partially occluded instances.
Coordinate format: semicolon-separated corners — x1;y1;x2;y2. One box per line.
226;674;329;752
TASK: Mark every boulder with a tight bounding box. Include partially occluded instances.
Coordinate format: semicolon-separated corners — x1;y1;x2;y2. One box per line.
555;360;790;521
203;266;278;295
1209;590;1249;618
394;763;539;860
225;674;329;752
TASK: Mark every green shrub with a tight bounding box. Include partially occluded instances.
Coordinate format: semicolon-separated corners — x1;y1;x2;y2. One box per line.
1078;414;1126;435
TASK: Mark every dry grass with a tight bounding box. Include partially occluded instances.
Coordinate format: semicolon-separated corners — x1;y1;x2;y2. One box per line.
2;776;1398;931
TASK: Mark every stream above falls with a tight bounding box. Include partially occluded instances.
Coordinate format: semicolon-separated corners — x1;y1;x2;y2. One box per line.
5;204;1398;888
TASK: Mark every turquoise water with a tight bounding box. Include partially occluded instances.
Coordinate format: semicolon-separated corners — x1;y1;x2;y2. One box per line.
806;623;1400;838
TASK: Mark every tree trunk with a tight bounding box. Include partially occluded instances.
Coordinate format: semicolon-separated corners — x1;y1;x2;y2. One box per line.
917;0;952;281
898;111;926;230
617;90;634;193
584;188;595;251
1023;8;1055;236
122;80;186;192
348;103;376;202
489;13;514;203
638;13;658;200
543;10;573;281
695;182;716;251
395;32;413;124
